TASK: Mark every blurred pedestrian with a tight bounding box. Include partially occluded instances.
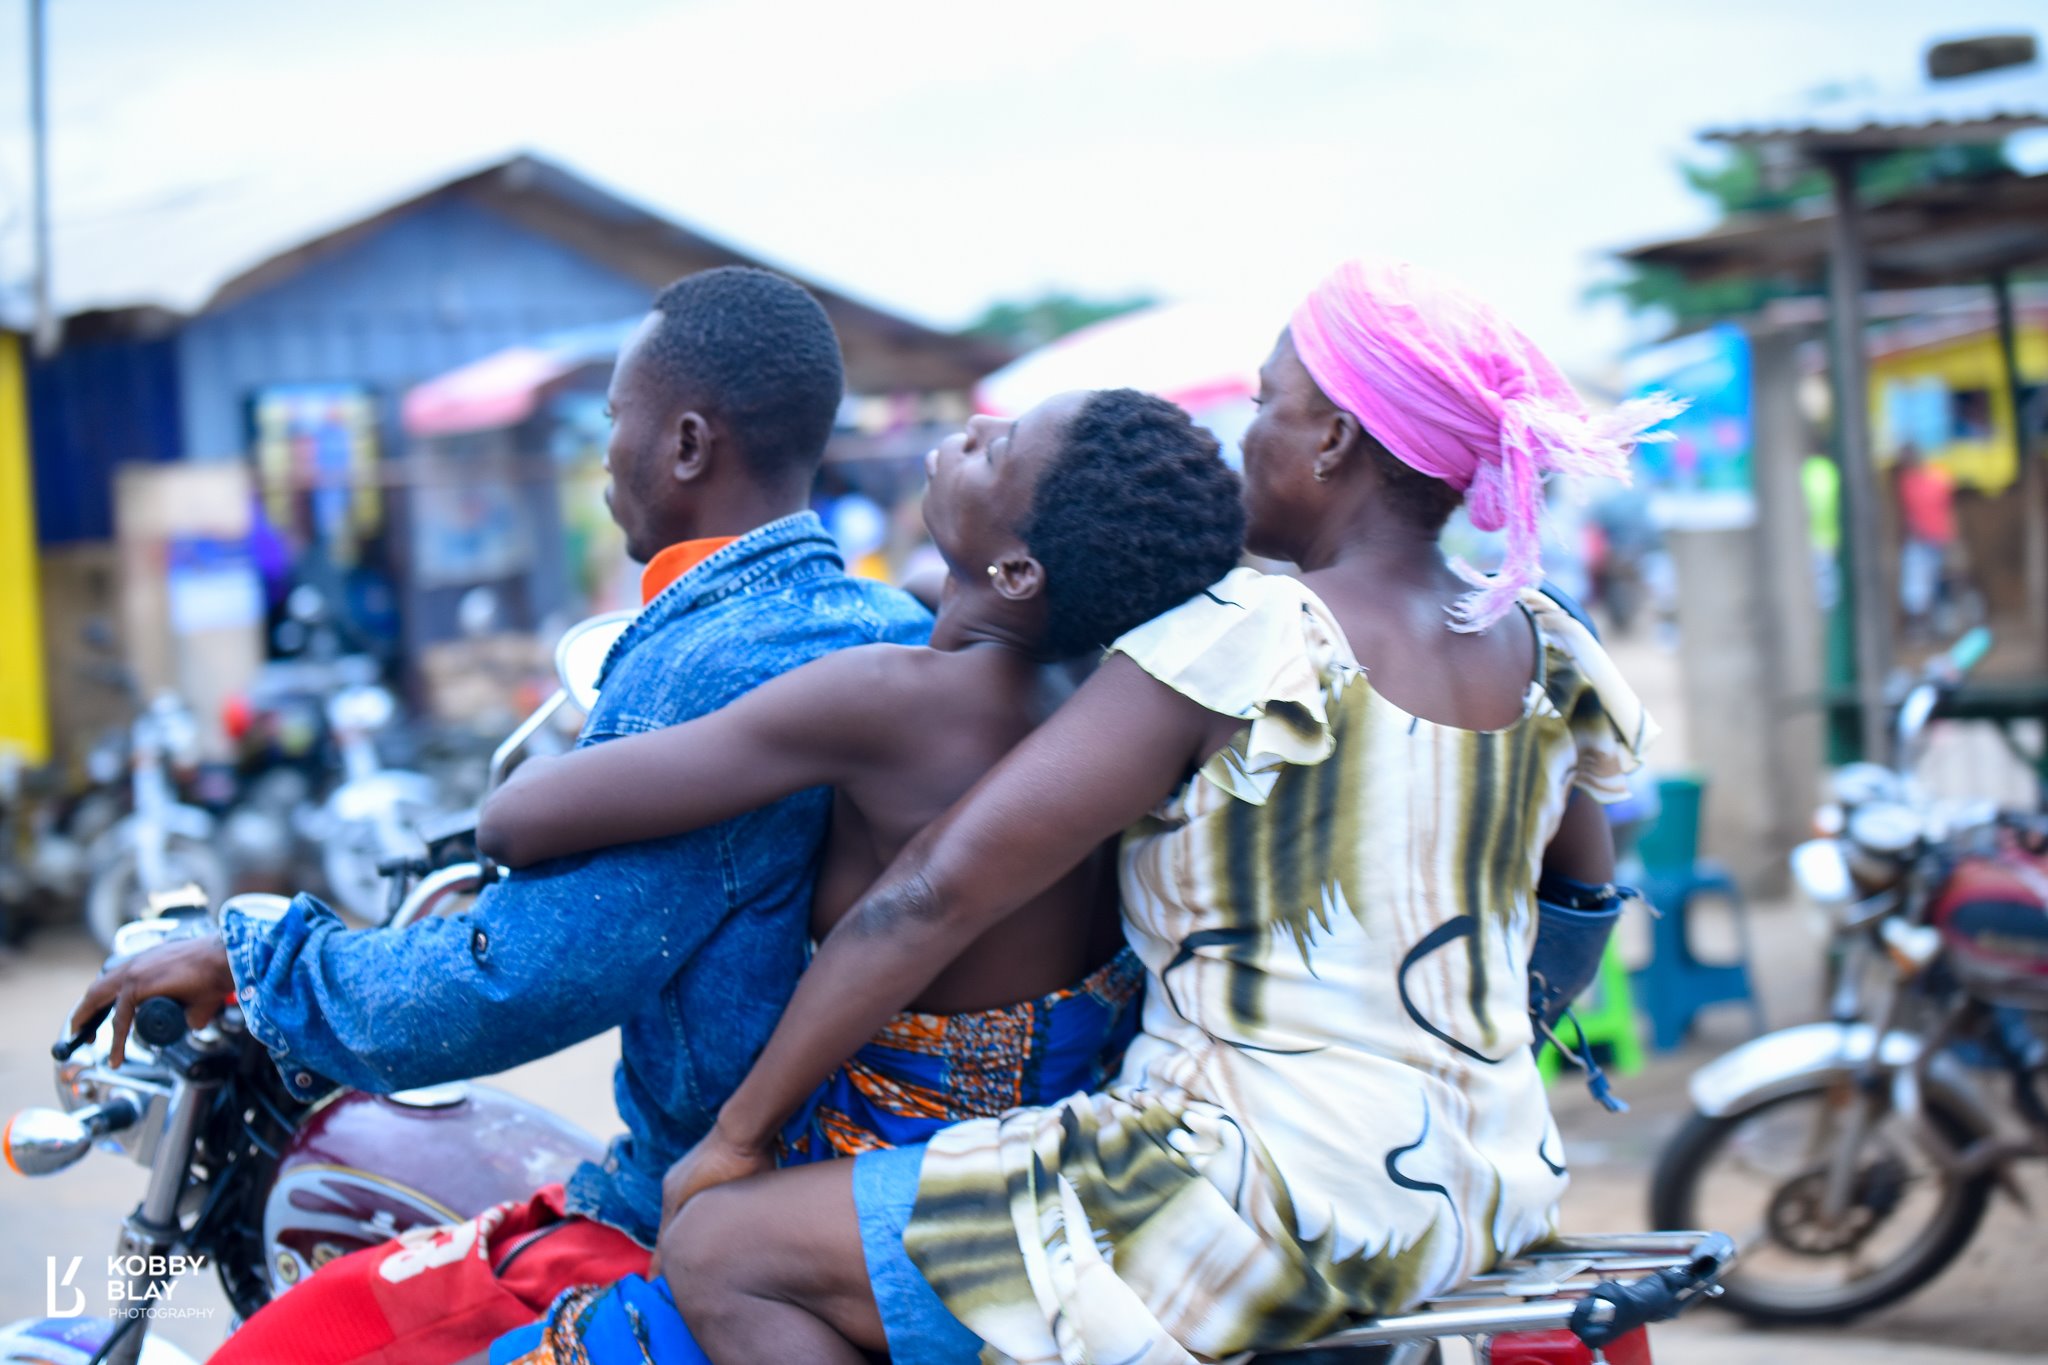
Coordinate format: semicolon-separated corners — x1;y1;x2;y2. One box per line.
1801;451;1841;613
1895;444;1956;635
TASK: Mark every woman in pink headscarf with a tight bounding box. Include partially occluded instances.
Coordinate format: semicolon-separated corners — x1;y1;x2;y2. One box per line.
569;261;1677;1365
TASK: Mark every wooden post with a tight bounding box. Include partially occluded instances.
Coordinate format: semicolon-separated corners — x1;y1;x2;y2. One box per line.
1822;153;1892;763
1990;270;2048;669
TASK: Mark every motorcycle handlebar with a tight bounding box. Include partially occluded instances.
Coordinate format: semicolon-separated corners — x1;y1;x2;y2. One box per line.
1947;627;1993;676
49;996;187;1061
133;997;189;1050
1568;1231;1735;1349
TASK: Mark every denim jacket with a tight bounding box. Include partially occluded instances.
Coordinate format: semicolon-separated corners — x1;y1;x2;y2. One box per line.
221;512;932;1243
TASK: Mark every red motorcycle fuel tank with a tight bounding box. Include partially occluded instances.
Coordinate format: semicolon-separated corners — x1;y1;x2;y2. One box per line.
1930;845;2048;1008
263;1084;605;1294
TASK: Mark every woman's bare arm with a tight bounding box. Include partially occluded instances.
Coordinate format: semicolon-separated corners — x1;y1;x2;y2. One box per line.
477;646;908;867
1541;789;1617;885
701;655;1215;1158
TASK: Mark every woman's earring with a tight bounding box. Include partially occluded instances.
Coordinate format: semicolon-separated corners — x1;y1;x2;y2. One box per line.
985;564;1001;580
1313;467;1331;483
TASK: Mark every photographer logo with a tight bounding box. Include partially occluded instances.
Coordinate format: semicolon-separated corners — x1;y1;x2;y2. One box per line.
45;1257;85;1318
42;1254;214;1320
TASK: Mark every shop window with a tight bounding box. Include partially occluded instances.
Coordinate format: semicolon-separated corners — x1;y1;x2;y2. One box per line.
1948;388;1994;441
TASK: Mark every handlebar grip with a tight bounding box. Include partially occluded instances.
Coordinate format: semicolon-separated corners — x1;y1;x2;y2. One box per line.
133;997;189;1049
1948;627;1993;675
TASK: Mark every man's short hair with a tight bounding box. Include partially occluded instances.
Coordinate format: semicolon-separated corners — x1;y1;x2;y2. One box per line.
1023;389;1246;659
645;268;845;486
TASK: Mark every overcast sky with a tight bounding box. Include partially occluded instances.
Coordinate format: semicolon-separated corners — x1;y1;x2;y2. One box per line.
0;0;2043;374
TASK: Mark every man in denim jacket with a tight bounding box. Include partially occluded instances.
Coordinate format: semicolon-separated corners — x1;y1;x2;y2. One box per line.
73;268;931;1363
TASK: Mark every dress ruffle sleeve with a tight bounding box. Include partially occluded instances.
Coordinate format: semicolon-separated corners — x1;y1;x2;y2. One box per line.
1107;567;1352;806
1521;589;1660;803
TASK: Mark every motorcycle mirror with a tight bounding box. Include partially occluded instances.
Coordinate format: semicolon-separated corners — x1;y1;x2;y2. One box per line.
1894;683;1940;763
458;587;502;639
3;1107;93;1176
553;611;636;714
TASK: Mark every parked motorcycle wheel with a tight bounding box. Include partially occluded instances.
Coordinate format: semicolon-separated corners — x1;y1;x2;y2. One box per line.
84;837;230;950
1650;1083;1993;1324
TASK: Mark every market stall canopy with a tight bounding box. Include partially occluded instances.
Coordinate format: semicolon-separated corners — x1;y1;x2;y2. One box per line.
973;297;1288;418
401;318;628;437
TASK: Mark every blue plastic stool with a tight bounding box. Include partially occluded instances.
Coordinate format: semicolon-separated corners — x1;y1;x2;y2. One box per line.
1626;776;1764;1051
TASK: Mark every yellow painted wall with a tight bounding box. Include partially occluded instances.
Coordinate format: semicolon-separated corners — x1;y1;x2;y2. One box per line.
1869;321;2047;492
0;333;50;763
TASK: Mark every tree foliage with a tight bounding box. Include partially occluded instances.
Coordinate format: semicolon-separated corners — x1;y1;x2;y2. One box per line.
1599;143;2012;328
967;290;1158;350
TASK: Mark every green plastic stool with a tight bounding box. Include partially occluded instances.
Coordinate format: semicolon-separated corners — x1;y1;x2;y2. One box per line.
1537;933;1645;1085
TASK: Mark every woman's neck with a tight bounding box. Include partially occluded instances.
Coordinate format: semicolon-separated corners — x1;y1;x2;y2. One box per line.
1295;504;1449;588
927;593;1043;657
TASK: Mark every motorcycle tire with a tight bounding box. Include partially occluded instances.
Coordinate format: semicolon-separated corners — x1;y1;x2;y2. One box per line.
1649;1085;1995;1325
84;837;231;951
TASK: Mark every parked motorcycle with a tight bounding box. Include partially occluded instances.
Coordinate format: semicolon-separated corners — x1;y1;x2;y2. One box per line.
1650;629;2048;1323
302;680;444;925
82;693;231;953
0;749;84;945
0;610;632;1365
7;611;1735;1364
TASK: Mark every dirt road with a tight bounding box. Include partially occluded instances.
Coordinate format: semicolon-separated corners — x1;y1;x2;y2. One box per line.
6;911;2041;1362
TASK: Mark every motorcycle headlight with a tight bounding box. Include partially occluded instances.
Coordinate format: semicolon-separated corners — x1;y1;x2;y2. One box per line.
1849;801;1922;857
1790;839;1853;907
1829;763;1905;810
329;685;396;734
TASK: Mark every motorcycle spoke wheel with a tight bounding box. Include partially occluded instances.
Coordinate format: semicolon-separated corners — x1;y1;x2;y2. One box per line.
1651;1085;1993;1323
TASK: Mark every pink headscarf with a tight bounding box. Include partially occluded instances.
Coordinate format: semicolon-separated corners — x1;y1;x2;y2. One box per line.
1290;258;1686;631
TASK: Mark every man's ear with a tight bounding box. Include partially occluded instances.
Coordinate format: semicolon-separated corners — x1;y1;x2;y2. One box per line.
673;411;714;484
988;552;1045;603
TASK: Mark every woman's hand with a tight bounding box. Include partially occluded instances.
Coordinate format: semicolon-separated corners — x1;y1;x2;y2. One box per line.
648;1122;775;1275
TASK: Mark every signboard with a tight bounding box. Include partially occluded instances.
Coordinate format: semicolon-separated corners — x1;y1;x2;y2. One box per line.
1621;322;1756;529
251;383;383;564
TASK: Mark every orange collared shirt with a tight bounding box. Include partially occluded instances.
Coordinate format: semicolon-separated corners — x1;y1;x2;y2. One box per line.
640;537;740;604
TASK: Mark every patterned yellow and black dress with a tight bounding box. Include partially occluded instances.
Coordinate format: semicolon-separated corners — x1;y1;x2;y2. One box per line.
902;568;1654;1364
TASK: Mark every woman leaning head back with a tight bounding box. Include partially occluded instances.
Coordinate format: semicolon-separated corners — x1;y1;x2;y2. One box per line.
1245;257;1682;629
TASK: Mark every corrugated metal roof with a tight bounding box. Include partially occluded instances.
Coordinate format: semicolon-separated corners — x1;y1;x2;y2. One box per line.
1619;171;2048;286
1703;59;2048;149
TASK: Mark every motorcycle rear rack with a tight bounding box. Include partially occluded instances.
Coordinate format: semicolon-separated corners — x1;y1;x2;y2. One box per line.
1260;1230;1734;1355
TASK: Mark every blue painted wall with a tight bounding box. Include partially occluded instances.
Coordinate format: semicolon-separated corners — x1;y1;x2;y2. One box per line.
177;196;652;459
28;336;182;543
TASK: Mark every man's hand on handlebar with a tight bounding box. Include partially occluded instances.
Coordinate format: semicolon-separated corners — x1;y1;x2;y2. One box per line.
69;936;238;1068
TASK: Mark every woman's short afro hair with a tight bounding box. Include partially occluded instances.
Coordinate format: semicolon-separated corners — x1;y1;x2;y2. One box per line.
1022;389;1245;659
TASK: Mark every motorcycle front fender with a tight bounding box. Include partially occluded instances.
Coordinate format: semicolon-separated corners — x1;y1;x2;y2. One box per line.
0;1315;200;1364
1689;1021;1998;1138
161;802;214;842
91;804;214;855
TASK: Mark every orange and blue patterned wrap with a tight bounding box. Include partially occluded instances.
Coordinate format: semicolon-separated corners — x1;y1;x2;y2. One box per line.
780;948;1144;1164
